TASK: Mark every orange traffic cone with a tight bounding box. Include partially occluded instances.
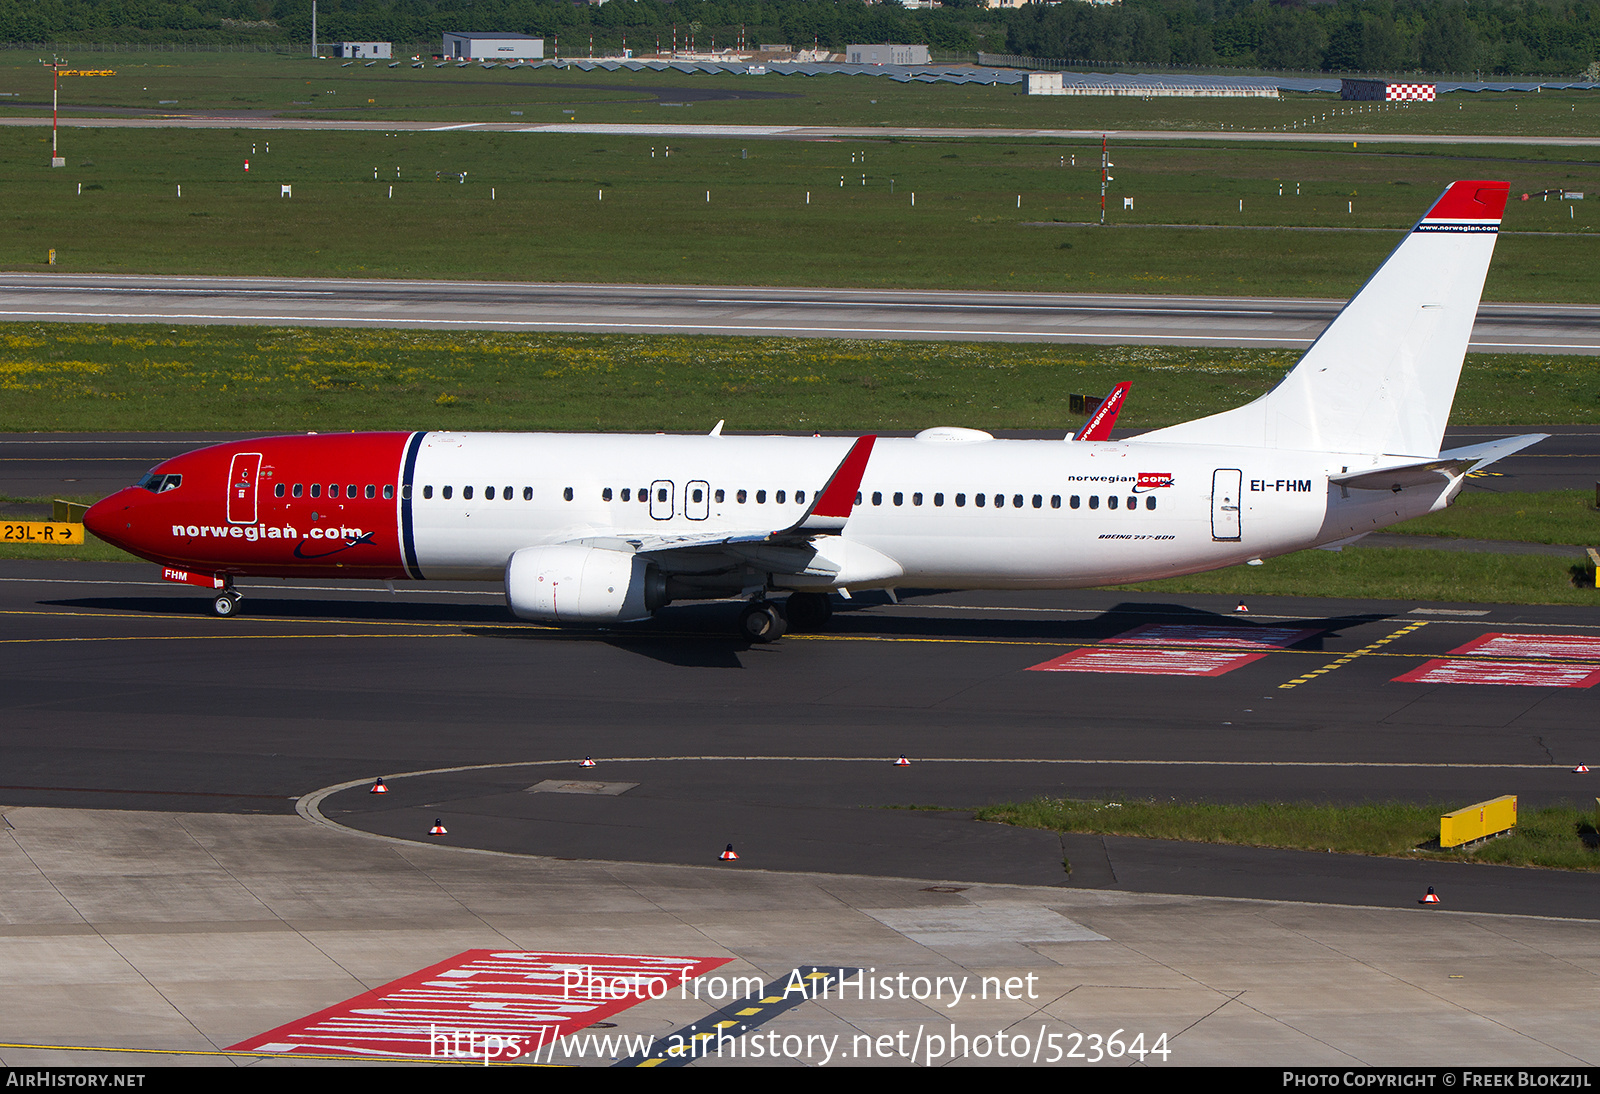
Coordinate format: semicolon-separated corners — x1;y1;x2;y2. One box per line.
1422;886;1440;905
429;819;448;835
370;777;388;794
719;843;739;861
894;755;911;767
1235;600;1249;613
580;757;596;768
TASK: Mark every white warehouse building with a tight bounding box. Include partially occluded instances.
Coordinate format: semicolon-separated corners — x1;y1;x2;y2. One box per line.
442;32;545;60
330;42;391;59
846;43;930;65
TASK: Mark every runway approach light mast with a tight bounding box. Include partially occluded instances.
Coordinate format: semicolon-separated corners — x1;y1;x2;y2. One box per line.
45;56;65;167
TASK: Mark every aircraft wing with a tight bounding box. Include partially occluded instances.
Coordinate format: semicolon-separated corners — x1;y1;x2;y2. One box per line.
562;435;877;572
1330;432;1548;491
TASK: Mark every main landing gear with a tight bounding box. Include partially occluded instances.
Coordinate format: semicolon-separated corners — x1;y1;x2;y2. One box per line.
737;593;833;643
738;600;786;643
210;590;243;617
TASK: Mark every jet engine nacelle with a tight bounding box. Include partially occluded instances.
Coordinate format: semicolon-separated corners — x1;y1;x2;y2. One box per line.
505;544;668;623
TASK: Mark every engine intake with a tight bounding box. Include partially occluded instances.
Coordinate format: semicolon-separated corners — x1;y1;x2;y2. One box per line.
505;545;669;624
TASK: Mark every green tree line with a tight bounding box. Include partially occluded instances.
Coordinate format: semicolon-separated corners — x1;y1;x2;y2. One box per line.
0;0;1595;76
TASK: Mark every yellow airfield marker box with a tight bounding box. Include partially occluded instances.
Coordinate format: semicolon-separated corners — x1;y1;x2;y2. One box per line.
1440;795;1517;848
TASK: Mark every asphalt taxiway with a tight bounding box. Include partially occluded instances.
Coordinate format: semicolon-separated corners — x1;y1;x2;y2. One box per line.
5;556;1600;1064
3;561;1597;917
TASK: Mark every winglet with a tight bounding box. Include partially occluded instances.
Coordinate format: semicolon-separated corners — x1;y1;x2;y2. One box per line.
784;435;876;535
1072;382;1130;441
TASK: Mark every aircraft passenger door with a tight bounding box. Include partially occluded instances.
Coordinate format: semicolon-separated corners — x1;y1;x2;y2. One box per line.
1211;468;1242;541
649;479;675;521
685;480;710;520
227;453;263;525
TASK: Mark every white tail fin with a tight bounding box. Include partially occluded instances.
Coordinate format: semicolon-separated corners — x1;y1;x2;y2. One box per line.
1140;180;1509;458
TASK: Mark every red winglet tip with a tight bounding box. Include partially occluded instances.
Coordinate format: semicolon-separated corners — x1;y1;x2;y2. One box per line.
1425;180;1509;222
810;435;876;519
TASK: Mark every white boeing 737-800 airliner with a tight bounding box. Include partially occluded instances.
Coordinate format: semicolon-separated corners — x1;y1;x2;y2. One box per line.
86;180;1543;640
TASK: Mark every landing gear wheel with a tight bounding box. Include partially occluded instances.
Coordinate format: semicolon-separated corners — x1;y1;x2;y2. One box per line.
738;601;786;643
784;592;832;632
210;592;242;618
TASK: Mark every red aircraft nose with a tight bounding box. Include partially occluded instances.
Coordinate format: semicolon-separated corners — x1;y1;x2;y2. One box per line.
83;491;138;550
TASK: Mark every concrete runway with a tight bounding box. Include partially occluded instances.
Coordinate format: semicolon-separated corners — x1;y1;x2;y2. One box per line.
5;114;1600;148
3;273;1598;353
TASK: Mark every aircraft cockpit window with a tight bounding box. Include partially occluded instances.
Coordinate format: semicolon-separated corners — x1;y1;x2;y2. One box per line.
136;473;183;493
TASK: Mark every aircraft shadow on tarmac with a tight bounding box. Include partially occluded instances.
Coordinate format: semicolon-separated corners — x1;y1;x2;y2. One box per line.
46;592;1391;667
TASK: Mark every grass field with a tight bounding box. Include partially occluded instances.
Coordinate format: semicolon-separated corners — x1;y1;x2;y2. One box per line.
5;325;1600;433
4;54;1600;137
1389;489;1600;544
975;797;1600;872
0;125;1595;297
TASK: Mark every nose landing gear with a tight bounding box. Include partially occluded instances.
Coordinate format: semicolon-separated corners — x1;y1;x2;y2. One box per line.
210;590;243;617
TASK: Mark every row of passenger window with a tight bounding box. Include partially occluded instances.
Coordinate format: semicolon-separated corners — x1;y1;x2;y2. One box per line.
857;491;1157;511
403;484;1157;512
274;482;394;500
419;485;533;501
